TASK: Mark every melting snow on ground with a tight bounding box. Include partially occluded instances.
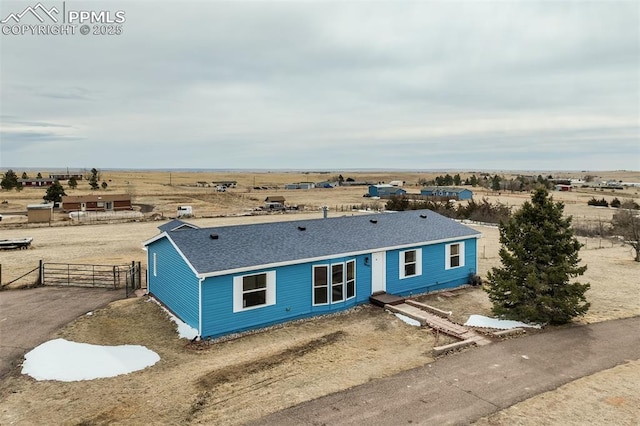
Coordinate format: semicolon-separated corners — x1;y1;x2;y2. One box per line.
166;311;199;340
21;338;160;382
394;313;421;327
147;297;199;339
464;314;541;329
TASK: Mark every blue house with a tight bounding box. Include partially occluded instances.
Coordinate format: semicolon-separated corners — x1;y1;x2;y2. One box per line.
421;186;473;200
144;210;481;339
368;184;407;197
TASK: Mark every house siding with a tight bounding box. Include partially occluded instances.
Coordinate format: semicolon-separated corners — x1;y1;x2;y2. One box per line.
385;238;477;296
200;255;370;338
147;238;200;331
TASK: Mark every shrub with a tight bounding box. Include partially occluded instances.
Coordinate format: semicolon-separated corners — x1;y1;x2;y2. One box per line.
587;197;609;207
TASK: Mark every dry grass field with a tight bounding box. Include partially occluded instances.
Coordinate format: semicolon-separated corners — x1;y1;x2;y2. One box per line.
0;170;639;425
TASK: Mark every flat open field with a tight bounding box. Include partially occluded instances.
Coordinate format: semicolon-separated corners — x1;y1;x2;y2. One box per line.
0;170;638;425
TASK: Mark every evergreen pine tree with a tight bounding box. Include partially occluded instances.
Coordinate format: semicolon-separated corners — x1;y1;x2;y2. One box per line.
1;169;20;190
89;168;99;190
485;188;590;325
68;176;78;189
43;180;66;204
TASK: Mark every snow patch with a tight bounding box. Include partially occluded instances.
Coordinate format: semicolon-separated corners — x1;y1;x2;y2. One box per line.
394;313;421;327
464;314;541;329
22;338;160;382
148;297;199;339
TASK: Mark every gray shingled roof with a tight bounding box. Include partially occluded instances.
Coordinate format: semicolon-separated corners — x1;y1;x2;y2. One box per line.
152;209;481;276
157;219;199;233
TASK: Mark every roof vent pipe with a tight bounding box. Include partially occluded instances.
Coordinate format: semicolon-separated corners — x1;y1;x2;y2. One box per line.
210;234;219;239
370;219;377;224
297;226;306;231
322;206;329;219
420;214;427;219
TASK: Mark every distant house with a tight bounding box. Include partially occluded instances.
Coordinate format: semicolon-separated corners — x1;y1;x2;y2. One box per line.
212;181;237;188
368;184;407;198
554;184;572;192
144;210;481;339
62;194;132;212
421;187;473;201
264;195;286;210
265;196;285;204
389;180;405;187
49;174;83;181
18;178;55;188
285;182;315;190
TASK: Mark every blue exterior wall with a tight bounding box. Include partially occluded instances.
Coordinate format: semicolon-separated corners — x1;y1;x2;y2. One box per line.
200;254;373;338
147;238;200;331
385;238;477;296
198;239;476;338
458;190;473;200
369;186;407;197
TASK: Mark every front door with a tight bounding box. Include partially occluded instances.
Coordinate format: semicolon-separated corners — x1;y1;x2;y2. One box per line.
371;251;386;294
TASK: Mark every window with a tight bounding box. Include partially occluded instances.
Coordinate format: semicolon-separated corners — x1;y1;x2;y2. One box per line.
233;271;276;312
313;265;329;305
400;249;422;279
332;264;344;302
446;243;465;269
313;260;356;306
346;260;355;299
153;253;157;277
242;273;267;308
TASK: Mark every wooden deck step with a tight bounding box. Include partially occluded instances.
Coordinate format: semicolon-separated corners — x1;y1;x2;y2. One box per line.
369;292;405;307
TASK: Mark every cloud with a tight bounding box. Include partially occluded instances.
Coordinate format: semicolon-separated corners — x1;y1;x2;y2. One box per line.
0;1;638;170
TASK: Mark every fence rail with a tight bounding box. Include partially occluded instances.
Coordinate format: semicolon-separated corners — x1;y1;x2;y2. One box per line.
42;263;127;289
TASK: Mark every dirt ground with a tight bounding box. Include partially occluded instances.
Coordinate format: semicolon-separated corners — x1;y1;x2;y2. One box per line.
0;170;638;425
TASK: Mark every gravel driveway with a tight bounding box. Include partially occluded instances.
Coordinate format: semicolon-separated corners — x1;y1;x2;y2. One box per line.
0;286;125;379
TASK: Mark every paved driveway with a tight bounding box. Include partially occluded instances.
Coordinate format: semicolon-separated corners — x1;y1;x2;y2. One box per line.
252;316;640;425
0;286;125;379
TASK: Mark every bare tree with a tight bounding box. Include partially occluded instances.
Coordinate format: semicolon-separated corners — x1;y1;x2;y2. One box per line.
611;205;640;262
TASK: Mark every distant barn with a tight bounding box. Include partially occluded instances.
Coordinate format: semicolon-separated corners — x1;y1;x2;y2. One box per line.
368;184;407;198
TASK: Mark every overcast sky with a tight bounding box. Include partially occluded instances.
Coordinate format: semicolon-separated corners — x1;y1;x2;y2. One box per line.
1;1;638;171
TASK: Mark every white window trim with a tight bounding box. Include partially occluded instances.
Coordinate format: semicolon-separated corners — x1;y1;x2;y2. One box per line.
233;271;276;313
399;248;422;279
445;242;465;270
312;265;330;306
153;252;157;277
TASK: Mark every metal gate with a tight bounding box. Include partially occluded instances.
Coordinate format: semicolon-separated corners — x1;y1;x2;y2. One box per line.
42;261;143;296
